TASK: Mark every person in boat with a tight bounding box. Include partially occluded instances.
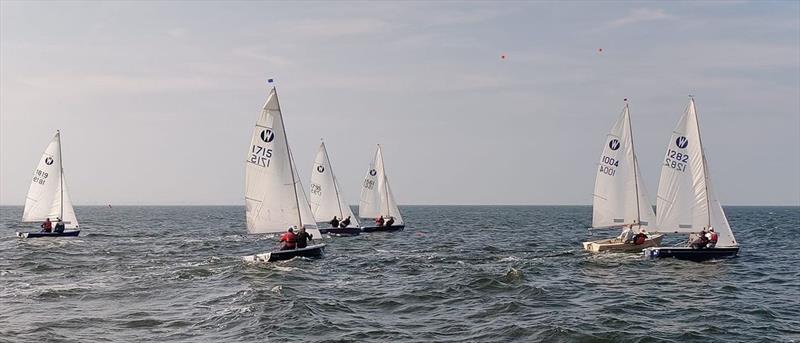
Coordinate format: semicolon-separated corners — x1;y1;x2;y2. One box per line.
632;229;648;245
706;227;718;248
329;216;340;228
385;216;395;227
40;218;53;233
618;224;634;243
279;226;297;250
339;216;351;228
690;229;709;249
375;216;384;227
296;227;314;249
54;217;65;233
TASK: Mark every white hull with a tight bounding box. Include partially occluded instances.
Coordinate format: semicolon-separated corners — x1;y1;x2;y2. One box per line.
583;234;663;253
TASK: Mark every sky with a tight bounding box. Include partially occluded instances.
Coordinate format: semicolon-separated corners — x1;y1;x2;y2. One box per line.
1;1;798;206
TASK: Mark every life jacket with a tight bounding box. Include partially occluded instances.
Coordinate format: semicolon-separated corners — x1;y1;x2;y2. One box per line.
709;232;718;243
634;234;647;245
280;232;296;247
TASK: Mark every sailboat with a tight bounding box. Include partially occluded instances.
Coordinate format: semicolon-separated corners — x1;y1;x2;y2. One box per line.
309;141;362;236
359;145;404;232
643;98;739;261
241;85;326;262
583;103;663;252
17;131;81;238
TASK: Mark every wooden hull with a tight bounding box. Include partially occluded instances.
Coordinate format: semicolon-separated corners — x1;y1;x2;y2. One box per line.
643;246;739;262
242;243;326;263
318;227;361;236
16;230;81;238
361;225;405;233
583;234;663;253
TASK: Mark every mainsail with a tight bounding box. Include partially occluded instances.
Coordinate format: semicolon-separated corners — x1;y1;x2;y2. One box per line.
358;145;403;224
592;104;655;230
245;87;317;234
654;98;736;247
22;131;79;229
309;142;360;226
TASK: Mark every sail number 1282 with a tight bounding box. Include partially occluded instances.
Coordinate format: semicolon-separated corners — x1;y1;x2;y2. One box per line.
664;149;688;172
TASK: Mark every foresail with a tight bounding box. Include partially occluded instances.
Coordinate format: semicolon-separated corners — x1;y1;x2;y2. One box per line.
309;143;339;221
294;166;318;230
58;177;80;228
656;100;711;234
592;106;653;229
385;179;403;224
707;179;736;246
22;133;64;223
244;88;302;234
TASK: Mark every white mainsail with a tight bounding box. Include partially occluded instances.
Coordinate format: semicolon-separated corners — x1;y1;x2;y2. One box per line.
22;131;79;228
358;145;403;224
655;98;736;246
592;104;655;230
309;142;360;226
245;87;317;234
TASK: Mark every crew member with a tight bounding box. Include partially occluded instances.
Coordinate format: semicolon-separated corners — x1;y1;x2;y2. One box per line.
40;218;52;233
279;227;297;250
385;216;395;227
329;216;339;228
339;216;351;228
375;216;384;227
706;227;718;248
296;227;314;249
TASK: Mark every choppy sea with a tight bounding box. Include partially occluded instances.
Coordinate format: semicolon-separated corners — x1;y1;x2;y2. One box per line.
1;205;798;342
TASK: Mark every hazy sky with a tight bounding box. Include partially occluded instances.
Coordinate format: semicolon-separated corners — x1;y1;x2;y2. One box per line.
1;1;798;206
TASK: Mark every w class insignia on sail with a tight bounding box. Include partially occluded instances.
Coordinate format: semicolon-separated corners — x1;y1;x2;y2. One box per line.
675;136;688;149
260;129;275;143
608;139;620;151
45;157;54;165
317;165;325;173
369;169;377;176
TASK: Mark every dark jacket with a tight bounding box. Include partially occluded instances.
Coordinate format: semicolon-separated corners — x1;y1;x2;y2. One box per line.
296;231;313;249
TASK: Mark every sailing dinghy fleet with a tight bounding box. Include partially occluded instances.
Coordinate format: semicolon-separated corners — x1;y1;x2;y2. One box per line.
13;86;739;263
584;98;739;261
240;84;405;262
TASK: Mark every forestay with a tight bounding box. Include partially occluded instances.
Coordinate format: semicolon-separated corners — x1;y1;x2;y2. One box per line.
359;145;403;224
592;104;655;230
309;142;360;226
245;87;317;234
655;99;736;247
22;131;80;229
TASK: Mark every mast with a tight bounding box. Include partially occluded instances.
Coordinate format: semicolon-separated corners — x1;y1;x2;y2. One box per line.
690;97;712;227
625;102;642;227
274;86;304;227
322;141;345;219
57;130;64;222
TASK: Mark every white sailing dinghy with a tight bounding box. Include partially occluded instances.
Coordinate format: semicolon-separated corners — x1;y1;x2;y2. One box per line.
17;131;81;238
359;145;404;232
644;98;739;261
309;141;362;236
242;85;325;262
583;103;663;252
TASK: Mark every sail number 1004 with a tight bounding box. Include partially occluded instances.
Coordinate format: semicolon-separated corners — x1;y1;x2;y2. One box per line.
664;149;689;172
599;156;618;176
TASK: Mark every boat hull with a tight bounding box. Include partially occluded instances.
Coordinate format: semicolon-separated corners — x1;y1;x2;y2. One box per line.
643;246;739;262
16;230;81;238
362;225;405;233
583;234;663;253
242;243;326;262
318;227;362;236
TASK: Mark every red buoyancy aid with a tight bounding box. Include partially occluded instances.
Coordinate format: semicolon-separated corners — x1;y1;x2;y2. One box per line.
280;232;297;247
634;234;646;245
709;232;718;243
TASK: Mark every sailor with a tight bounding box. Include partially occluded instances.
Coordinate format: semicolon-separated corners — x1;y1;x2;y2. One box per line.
329;216;340;228
339;216;351;228
690;229;709;249
618;224;634;243
40;218;52;233
279;226;297;250
385;216;395;227
706;227;718;248
296;227;314;249
54;217;65;233
633;229;648;245
375;216;384;227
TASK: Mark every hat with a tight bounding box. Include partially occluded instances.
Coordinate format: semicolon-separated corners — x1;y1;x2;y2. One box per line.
288;226;295;232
